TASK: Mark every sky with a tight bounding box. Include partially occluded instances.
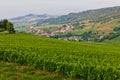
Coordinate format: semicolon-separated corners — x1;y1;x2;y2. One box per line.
0;0;120;19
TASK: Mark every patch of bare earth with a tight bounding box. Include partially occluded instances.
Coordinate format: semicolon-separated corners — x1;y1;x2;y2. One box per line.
15;74;23;79
5;62;15;66
35;70;56;77
97;26;113;33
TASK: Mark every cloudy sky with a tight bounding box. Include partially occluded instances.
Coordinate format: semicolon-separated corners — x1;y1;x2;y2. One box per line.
0;0;120;19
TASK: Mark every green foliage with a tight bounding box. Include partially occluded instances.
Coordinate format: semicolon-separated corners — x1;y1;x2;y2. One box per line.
0;19;8;30
0;34;120;79
0;61;62;80
6;22;15;33
0;19;15;33
103;36;120;45
114;27;120;31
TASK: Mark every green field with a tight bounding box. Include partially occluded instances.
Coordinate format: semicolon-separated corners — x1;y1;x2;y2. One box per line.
0;33;120;80
0;61;63;80
103;36;120;45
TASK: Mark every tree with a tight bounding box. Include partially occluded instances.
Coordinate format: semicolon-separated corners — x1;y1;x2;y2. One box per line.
3;19;8;30
0;21;4;29
6;22;15;33
0;19;15;34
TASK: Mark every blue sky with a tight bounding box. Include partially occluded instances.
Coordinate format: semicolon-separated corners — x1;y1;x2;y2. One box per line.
0;0;120;19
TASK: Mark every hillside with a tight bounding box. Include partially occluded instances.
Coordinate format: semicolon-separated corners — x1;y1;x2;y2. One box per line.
0;61;62;80
36;6;120;25
103;36;120;45
10;14;57;28
11;6;120;42
32;19;120;42
0;33;120;79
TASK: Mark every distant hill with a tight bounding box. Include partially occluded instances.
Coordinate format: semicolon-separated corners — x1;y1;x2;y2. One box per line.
11;6;120;42
33;6;120;42
10;14;57;28
10;14;56;23
37;6;120;25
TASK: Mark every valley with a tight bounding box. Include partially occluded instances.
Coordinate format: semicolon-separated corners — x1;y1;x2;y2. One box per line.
0;5;120;80
12;6;120;42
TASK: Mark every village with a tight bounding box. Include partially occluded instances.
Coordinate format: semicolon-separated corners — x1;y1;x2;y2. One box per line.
27;25;83;41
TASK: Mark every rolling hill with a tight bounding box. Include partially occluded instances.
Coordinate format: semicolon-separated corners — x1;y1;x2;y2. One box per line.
36;6;120;25
10;6;120;42
0;33;120;79
0;61;62;80
34;6;120;42
10;14;57;28
103;36;120;45
1;5;120;80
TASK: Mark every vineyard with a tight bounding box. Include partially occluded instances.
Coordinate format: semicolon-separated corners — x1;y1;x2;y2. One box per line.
0;61;59;80
0;33;120;80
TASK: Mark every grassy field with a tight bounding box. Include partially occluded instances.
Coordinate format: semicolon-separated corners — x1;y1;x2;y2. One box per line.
0;61;63;80
0;33;120;80
103;36;120;45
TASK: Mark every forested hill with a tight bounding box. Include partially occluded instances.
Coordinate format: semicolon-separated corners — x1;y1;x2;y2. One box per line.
37;6;120;25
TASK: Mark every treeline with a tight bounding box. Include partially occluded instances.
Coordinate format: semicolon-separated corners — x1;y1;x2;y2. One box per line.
0;19;15;33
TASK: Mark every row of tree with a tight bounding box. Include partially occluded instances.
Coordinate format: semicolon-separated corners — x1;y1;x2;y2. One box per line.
0;19;15;33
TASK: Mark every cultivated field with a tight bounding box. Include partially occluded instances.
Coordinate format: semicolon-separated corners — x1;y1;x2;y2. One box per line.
0;33;120;80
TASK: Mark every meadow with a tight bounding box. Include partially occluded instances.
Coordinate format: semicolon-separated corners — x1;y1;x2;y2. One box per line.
103;36;120;45
0;61;62;80
0;33;120;80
